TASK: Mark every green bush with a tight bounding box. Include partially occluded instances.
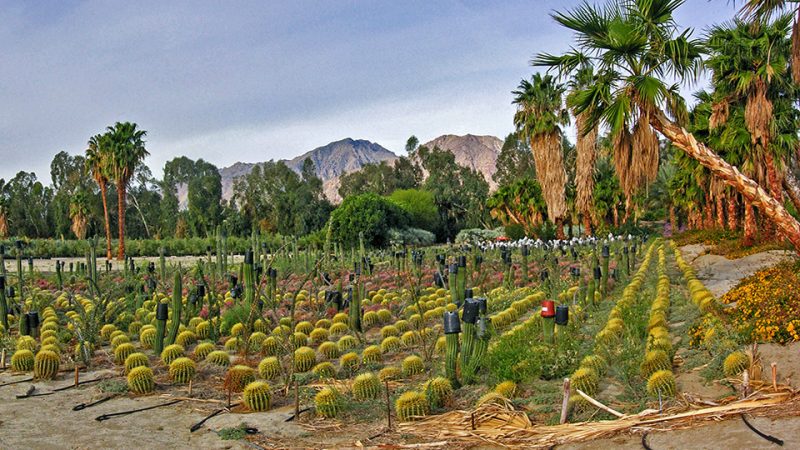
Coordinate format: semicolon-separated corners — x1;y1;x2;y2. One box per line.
504;224;526;241
454;228;504;245
328;193;409;247
388;189;439;232
387;227;436;246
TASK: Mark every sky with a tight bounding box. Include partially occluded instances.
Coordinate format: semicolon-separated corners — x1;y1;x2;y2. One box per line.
0;0;739;182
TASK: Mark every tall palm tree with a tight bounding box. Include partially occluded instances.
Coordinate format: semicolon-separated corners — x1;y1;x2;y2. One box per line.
69;190;90;240
86;134;113;259
512;73;569;239
106;122;149;260
567;67;599;235
739;0;800;84
535;0;800;253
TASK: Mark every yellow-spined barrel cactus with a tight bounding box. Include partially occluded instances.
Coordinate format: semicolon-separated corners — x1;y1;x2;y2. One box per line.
224;337;242;352
312;361;336;378
194;342;215;361
402;355;424;377
332;312;348;324
315;387;341;418
580;355;607;377
318;341;339;359
258;356;281;380
723;351;750;378
11;349;34;372
169;357;196;384
646;370;677;397
309;328;329;344
224;365;256;392
401;331;421;347
378;366;402;382
110;334;131;350
33;350;60;380
16;336;37;352
315;318;332;329
230;323;244;337
205;350;231;367
395;391;428;421
363;311;379;329
243;381;271;412
290;332;308;349
329;322;349;337
362;345;382;363
494;380;517;398
377;309;392;323
339;352;360;374
100;324;117;341
353;372;382;400
380;325;399;339
114;342;136;365
381;336;402;354
139;328;156;349
641;350;672;378
395;320;410;332
261;336;279;356
161;344;184;365
176;330;197;347
336;335;357;352
294;346;316;372
424;376;453;408
195;321;210;339
128;366;155;394
124;352;150;374
571;367;599;396
40;343;61;354
295;321;314;335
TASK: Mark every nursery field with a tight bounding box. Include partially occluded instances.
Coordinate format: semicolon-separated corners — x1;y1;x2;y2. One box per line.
0;235;798;449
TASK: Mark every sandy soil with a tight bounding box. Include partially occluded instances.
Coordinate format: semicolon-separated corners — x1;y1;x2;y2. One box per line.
3;255;246;274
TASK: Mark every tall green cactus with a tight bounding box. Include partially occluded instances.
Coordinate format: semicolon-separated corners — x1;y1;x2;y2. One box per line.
159;246;166;281
165;269;182;346
445;333;460;388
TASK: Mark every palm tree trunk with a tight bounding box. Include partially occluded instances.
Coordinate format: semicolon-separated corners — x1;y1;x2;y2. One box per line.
100;183;112;260
650;111;800;254
117;181;126;260
669;205;677;234
783;170;800;216
612;207;619;228
743;202;756;246
716;196;725;229
582;213;592;237
727;194;738;230
704;197;714;229
555;217;566;240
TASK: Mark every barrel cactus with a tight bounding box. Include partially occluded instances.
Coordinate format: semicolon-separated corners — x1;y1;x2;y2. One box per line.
579;355;607;377
318;341;339;359
128;366;155;394
723;351;750;378
205;350;231;367
401;331;421;347
114;343;136;365
33;350;60;380
380;336;402;353
401;355;424;377
194;342;215;361
571;367;599;396
224;365;256;392
175;330;197;347
258;356;281;380
329;322;349;337
294;346;316;372
336;335;357;352
395;390;428;421
110;334;131;350
424;376;453;408
124;353;150;374
362;345;382;364
261;336;280;356
494;380;517;398
161;344;185;365
641;350;672;378
195;321;210;339
243;381;271;412
380;325;399;338
315;387;341;418
309;328;329;344
646;370;677;398
339;352;360;374
100;324;117;341
312;361;336;379
295;321;314;335
169;357;196;384
139;328;156;349
378;366;402;382
352;372;382;400
16;336;37;352
11;349;34;372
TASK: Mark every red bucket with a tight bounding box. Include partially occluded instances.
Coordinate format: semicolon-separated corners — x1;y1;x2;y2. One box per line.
541;300;555;318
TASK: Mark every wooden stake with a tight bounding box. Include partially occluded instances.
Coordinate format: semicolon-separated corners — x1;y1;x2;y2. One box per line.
227;387;232;408
771;363;777;391
742;370;750;398
188;380;193;397
575;389;625;418
471;412;476;430
385;380;392;430
559;378;571;424
294;380;300;421
1;348;6;369
74;366;79;387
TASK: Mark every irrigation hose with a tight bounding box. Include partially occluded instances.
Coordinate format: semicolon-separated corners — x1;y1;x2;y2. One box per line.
0;377;33;387
95;399;183;422
741;414;784;446
73;395;114;411
641;432;653;450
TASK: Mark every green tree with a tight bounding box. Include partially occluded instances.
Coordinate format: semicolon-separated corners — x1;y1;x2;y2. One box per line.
493;132;536;187
86;134;113;258
328;193;409;247
388;188;438;232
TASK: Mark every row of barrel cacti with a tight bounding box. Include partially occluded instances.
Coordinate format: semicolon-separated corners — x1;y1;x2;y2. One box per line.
642;244;676;399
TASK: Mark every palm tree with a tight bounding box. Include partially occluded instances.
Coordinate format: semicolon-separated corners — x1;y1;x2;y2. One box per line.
86;134;113;259
567;67;599;235
535;0;800;253
739;0;800;84
487;178;548;236
512;73;569;239
69;190;90;240
105;122;149;260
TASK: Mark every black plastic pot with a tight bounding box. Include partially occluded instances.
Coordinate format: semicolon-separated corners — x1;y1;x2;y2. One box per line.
465;288;474;300
521;245;529;257
462;299;479;324
476;297;487;315
197;284;205;298
458;255;467;267
156;303;169;321
433;272;445;288
555;305;569;326
245;249;254;264
449;263;458;274
540;269;549;281
602;244;610;258
0;275;5;290
593;267;602;280
443;311;461;334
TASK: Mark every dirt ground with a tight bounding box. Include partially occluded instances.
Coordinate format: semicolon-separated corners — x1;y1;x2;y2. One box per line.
3;255;246;274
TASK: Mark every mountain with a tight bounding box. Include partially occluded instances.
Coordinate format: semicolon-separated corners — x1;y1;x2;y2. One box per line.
420;134;502;189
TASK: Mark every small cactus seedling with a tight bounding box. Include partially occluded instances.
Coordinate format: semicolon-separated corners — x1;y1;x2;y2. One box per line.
243;381;271;412
11;349;34;372
124;353;150;374
169;357;196;384
315;387;341;418
33;350;60;380
395;391;428;421
161;344;185;365
224;365;256;393
352;372;382;400
402;355;424;377
205;350;231;367
258;357;281;380
646;370;677;398
128;366;155;394
723;351;750;378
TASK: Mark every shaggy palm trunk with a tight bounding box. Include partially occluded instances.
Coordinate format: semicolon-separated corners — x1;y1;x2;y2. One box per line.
704;198;714;229
529;133;567;234
716;196;725;229
650;111;800;254
793;7;800;85
100;183;112;260
743;203;757;246
117;181;126;260
575;113;598;237
727;195;738;230
669;206;677;234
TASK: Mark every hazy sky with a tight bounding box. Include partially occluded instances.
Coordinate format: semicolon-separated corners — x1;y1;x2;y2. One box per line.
0;0;737;181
